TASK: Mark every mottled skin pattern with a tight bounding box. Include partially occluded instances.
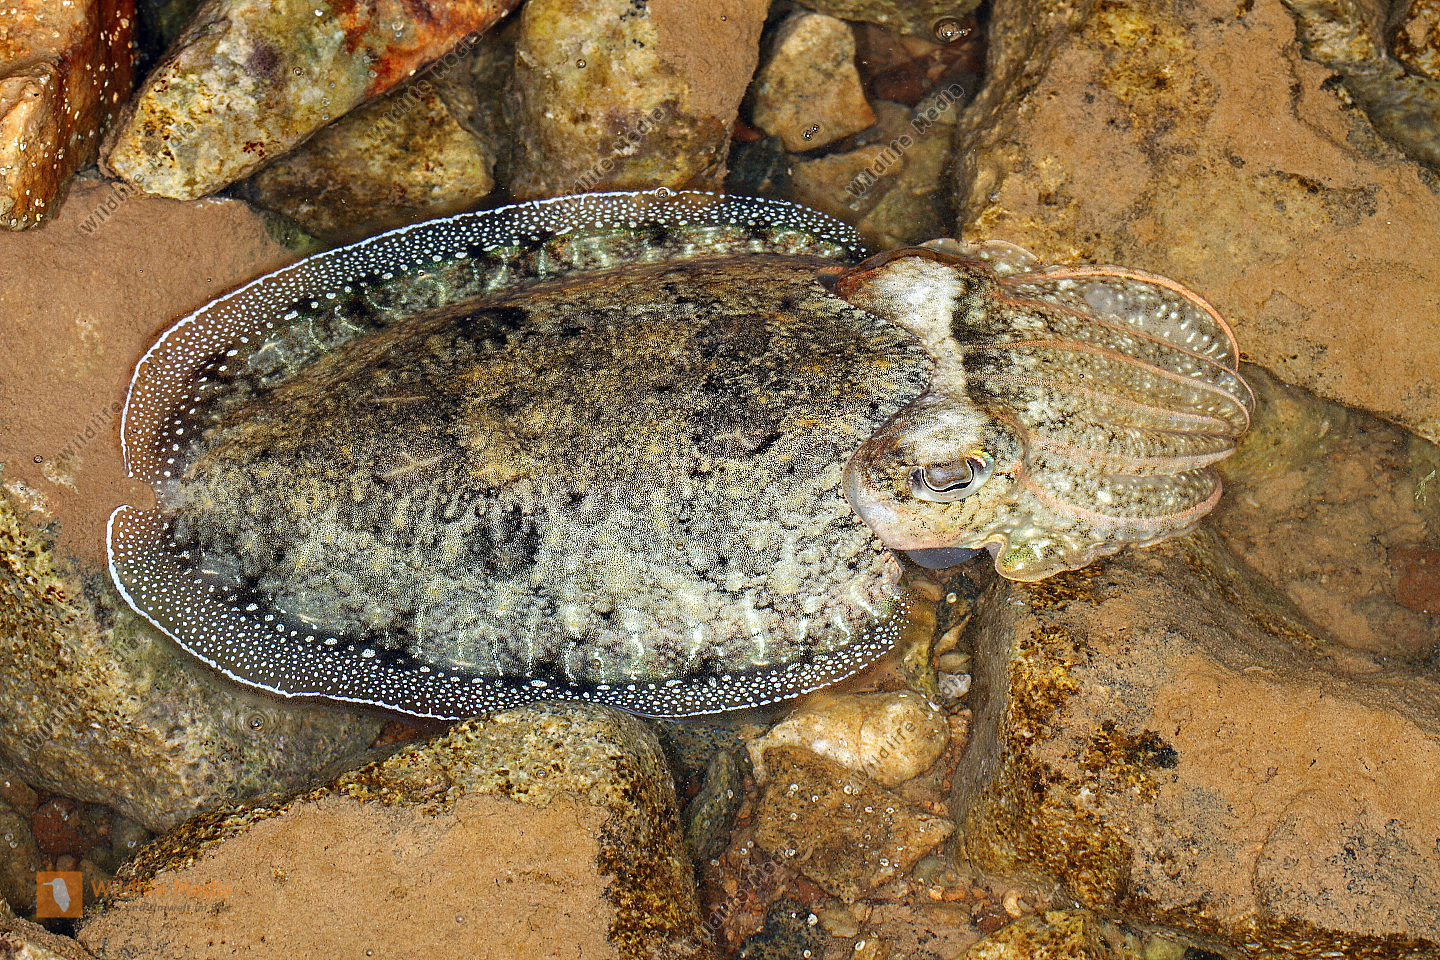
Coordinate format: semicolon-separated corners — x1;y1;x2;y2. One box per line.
166;257;930;691
836;243;1252;580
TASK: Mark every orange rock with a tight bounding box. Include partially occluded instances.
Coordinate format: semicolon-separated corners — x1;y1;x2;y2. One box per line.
0;0;135;229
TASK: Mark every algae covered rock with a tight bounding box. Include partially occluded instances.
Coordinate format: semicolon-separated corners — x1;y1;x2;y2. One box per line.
78;703;718;960
103;0;521;199
952;526;1440;957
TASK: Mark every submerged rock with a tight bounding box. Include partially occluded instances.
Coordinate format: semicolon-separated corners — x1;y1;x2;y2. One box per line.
746;689;950;788
753;744;954;902
961;910;1104;960
77;703;718;960
734;898;826;960
0;801;39;913
103;0;521;199
239;68;498;244
1214;365;1440;659
507;0;767;199
1282;0;1440;168
0;0;136;229
951;527;1440;956
789;88;965;248
750;11;876;152
0;182;379;832
953;0;1440;444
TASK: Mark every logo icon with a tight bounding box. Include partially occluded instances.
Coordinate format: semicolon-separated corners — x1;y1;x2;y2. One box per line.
36;871;82;918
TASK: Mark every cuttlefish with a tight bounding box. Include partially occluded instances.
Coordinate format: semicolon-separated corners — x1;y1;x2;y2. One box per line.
107;191;1251;718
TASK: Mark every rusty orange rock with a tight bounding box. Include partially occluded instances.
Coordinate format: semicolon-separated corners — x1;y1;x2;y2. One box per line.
0;0;135;229
102;0;519;200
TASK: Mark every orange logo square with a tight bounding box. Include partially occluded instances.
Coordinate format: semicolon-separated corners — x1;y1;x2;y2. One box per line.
36;871;82;918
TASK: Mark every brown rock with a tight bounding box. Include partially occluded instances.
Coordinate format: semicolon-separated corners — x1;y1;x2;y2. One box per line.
750;11;877;152
507;0;767;200
0;802;40;913
855;20;982;107
240;68;498;244
0;763;38;817
102;0;520;200
31;798;109;858
1212;364;1440;658
78;703;718;960
0;179;382;832
0;0;135;229
1393;543;1440;614
754;745;954;902
952;0;1440;444
952;528;1440;955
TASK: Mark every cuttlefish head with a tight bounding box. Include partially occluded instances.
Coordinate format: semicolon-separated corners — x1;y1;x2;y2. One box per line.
830;245;1252;580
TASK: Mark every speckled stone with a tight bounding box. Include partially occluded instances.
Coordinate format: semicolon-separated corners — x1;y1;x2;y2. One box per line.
753;744;954;902
734;898;825;960
507;0;768;199
0;493;383;832
953;527;1440;957
102;0;521;199
0;0;135;229
750;11;876;152
78;702;718;960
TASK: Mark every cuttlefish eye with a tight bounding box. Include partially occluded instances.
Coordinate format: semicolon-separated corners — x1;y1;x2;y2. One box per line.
907;452;995;503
